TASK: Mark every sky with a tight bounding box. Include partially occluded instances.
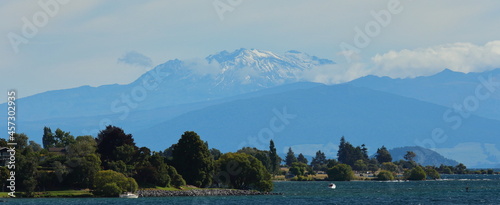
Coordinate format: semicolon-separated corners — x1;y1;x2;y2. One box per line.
2;0;500;99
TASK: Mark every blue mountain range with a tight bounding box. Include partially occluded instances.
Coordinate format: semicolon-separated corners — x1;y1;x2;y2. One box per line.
1;48;499;168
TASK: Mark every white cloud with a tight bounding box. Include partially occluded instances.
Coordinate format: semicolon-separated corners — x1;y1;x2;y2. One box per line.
183;58;221;77
370;41;500;78
118;51;153;68
299;63;370;85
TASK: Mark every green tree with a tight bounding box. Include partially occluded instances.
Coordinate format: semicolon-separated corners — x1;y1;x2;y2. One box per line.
289;162;308;176
66;135;97;158
337;137;365;166
285;147;297;166
425;167;441;179
28;141;43;152
237;147;272;173
311;150;327;171
0;138;7;147
406;166;426;180
0;166;9;192
353;159;368;171
215;153;273;192
377;170;395;181
42;127;76;148
17;147;39;196
297;153;308;164
93;170;138;197
12;133;29;150
210;148;222;161
96;126;138;168
381;162;399;173
326;159;339;169
172;131;214;187
404;151;416;162
455;163;467;174
65;154;101;188
327;164;354;181
269;140;281;175
42;127;56;149
375;146;392;163
54;128;75;147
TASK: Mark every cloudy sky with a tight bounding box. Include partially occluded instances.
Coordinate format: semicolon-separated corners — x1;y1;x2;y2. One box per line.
2;0;500;99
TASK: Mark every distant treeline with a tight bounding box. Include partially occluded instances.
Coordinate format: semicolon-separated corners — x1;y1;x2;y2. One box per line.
2;127;492;197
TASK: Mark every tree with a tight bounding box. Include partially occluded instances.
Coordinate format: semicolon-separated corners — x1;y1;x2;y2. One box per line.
269;140;280;175
297;153;308;164
66;154;102;188
28;141;43;152
0;166;9;192
210;148;222;161
327;164;354;181
237;147;272;173
289;162;308;176
93;170;138;197
375;146;392;163
66;135;97;158
96;125;137;167
406;166;426;180
42;127;75;148
311;150;327;171
134;152;185;188
353;159;368;171
17;147;39;196
172;131;214;187
337;137;365;166
455;163;467;174
381;162;399;173
337;137;348;165
285;147;297;166
54;128;75;147
425;167;440;180
377;170;395;181
404;151;416;162
12;133;29;150
42;127;56;149
0;138;7;147
215;153;272;192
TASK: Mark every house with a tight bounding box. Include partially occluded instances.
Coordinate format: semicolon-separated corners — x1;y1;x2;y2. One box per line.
0;147;12;166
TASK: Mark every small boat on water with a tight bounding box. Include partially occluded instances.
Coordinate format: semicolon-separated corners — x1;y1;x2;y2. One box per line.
119;192;139;198
328;183;336;189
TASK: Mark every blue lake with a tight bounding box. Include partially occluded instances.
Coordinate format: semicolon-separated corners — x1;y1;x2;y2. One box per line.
6;174;500;204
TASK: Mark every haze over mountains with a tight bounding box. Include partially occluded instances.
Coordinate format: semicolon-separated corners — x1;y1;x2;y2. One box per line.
2;48;500;168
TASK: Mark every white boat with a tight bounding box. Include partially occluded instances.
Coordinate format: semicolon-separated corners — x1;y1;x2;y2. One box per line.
119;192;139;198
328;183;336;189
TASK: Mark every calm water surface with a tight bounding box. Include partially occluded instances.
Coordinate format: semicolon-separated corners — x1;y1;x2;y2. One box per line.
6;174;500;204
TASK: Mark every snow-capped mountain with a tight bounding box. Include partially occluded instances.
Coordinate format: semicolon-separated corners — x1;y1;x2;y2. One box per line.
205;48;333;89
9;48;334;122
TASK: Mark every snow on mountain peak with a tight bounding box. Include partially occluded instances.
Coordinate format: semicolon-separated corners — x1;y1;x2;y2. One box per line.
138;48;335;92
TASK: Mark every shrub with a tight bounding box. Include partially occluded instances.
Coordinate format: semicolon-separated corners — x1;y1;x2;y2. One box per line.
406;166;426;180
93;170;138;197
327;164;354;181
377;170;395;181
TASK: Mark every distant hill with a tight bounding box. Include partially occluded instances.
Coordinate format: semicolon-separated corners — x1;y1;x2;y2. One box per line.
348;68;500;121
388;146;459;166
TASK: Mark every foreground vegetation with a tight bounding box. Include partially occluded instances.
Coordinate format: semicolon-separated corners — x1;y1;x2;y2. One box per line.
2;127;494;198
2;126;275;197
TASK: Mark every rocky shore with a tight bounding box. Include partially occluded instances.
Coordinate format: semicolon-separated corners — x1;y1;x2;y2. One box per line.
137;189;282;197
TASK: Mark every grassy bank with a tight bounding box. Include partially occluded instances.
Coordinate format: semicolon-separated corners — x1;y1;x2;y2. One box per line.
0;190;93;198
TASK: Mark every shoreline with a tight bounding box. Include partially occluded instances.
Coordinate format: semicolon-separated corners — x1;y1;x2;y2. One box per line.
137;189;282;197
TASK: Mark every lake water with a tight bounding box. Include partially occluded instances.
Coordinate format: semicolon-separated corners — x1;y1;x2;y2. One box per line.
5;174;500;204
